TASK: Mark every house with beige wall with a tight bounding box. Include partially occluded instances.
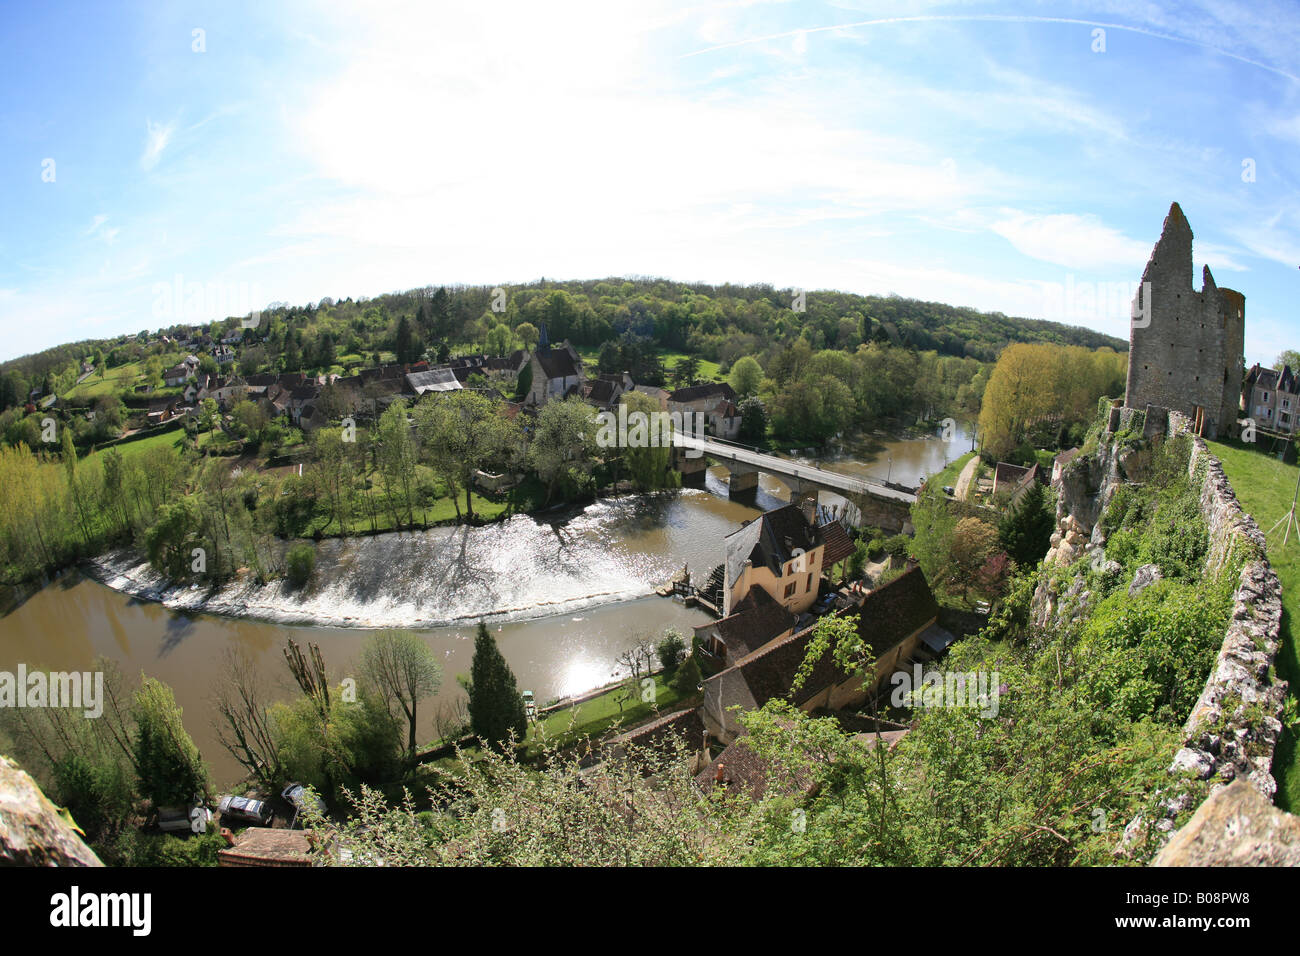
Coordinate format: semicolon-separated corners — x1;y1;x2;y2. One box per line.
722;505;826;617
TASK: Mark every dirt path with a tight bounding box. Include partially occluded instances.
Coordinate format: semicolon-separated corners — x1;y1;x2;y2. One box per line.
953;455;980;501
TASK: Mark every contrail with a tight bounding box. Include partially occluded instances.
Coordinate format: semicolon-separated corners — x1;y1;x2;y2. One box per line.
680;14;1300;85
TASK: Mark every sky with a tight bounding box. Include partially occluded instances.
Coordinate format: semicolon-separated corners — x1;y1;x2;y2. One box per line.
2;0;1298;366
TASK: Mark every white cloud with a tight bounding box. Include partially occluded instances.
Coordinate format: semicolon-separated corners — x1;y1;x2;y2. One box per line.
140;119;175;171
988;210;1152;270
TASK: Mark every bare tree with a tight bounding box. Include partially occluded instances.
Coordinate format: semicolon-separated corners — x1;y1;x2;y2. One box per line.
360;630;442;760
211;647;286;789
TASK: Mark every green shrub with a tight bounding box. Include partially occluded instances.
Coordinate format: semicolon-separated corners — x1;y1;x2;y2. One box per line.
657;630;686;671
671;654;702;695
286;543;316;588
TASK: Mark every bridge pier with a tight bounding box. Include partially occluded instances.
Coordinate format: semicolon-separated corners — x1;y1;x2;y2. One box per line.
672;446;709;486
727;464;759;500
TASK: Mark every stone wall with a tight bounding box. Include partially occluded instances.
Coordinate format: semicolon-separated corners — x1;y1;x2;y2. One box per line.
1036;407;1288;856
1149;439;1286;815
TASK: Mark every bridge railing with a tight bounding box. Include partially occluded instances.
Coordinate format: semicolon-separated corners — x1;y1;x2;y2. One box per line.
675;433;912;493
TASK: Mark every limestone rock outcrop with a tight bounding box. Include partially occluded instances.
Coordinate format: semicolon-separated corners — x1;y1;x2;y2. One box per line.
0;755;102;867
1153;780;1300;867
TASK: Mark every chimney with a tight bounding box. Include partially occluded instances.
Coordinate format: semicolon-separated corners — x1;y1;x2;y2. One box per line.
714;762;726;785
220;827;237;848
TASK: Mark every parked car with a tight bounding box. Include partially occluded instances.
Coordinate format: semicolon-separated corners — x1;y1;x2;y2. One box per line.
218;794;274;827
281;783;326;828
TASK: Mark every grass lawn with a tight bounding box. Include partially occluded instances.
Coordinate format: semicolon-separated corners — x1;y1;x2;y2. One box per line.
525;670;694;757
928;451;976;492
576;348;724;385
1209;440;1300;811
662;351;723;382
63;360;150;401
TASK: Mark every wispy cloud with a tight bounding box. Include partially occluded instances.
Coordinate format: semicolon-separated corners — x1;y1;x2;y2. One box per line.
140;119;175;171
988;210;1152;270
83;214;119;245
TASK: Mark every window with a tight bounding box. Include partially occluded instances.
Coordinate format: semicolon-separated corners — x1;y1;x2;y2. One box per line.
783;582;797;599
806;572;813;592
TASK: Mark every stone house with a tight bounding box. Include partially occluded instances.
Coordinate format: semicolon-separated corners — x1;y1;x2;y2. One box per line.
524;343;585;406
668;382;742;440
700;566;947;742
694;586;797;672
163;364;191;387
721;504;826;617
1242;364;1299;436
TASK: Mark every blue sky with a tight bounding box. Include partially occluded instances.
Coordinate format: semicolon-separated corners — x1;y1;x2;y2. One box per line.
2;0;1298;365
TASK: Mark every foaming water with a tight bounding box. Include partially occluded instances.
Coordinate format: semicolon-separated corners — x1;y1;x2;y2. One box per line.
88;490;760;628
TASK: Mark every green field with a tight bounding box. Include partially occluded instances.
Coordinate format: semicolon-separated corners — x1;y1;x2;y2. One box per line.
576;348;724;385
525;670;693;757
62;360;151;401
662;351;723;382
1209;440;1300;811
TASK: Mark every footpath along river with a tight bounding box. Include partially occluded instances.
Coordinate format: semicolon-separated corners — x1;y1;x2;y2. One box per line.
0;423;970;784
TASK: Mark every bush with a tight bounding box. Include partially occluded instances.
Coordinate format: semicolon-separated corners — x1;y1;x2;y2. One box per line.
657;630;686;671
670;654;702;695
286;543;316;588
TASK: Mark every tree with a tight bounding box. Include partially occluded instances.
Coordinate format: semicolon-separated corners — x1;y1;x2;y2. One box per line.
232;399;267;443
728;355;763;399
999;483;1056;568
415;391;519;521
670;653;702;695
673;354;701;388
1276;350;1300;373
132;677;210;809
528;398;600;502
657;630;686;671
374;400;419;528
737;396;768;444
286;543;316;587
144;495;204;581
485;323;513;357
466;621;526;750
361;630;442;760
515;322;539;352
394;315;418;365
212;647;286;790
949;517;1002;601
617;391;679;492
908;489;957;597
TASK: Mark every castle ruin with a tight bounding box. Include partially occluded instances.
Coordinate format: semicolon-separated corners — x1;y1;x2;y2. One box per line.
1124;202;1244;439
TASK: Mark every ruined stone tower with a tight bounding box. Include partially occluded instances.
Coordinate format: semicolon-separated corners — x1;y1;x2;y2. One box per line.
1124;202;1244;439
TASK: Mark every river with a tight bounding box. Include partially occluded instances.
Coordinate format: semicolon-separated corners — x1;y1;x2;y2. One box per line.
0;421;971;785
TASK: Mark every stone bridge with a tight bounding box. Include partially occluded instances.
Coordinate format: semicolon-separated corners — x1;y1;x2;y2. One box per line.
672;435;917;533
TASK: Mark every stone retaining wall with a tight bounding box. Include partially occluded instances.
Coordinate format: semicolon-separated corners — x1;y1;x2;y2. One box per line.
1125;433;1287;852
